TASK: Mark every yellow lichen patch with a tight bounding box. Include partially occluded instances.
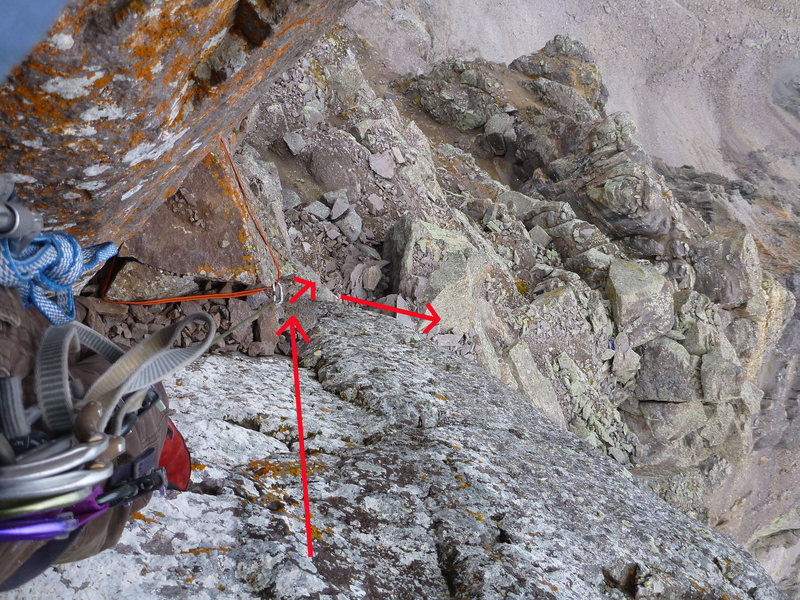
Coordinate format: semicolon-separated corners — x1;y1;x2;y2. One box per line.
514;277;528;295
244;458;326;481
310;524;333;541
432;393;450;402
191;463;207;471
465;509;484;522
536;578;558;593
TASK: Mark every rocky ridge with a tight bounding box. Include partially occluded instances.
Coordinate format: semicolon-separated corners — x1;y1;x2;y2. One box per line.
88;29;800;593
11;304;787;599
4;15;799;600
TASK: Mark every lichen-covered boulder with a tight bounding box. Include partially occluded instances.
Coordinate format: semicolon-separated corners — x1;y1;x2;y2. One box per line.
605;259;674;348
0;0;357;246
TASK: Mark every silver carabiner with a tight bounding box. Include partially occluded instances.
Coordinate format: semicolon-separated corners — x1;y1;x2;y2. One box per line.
272;281;284;305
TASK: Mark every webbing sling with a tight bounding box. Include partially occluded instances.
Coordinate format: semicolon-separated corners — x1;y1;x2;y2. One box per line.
35;312;215;437
0;312;215;504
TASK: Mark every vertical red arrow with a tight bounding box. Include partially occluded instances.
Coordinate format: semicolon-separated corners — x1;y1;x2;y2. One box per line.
276;315;314;557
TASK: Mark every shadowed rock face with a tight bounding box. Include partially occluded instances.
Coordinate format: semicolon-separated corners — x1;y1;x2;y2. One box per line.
0;0;356;246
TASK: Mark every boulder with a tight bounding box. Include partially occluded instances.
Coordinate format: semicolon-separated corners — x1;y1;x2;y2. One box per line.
321;189;348;208
564;247;616;289
104;260;198;302
483;112;516;155
368;150;396;179
324;49;366;104
682;319;717;356
528;225;552;248
547;219;610;258
639;400;706;442
692;232;764;313
636;337;696;403
606;259;674;348
304;201;331;220
335;209;363;242
700;350;745;404
612;332;641;385
307;128;372;202
386;216;495;336
497;190;540;221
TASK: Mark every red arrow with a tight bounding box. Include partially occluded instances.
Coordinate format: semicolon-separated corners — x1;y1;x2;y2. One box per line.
290;277;316;304
340;295;441;334
275;316;314;557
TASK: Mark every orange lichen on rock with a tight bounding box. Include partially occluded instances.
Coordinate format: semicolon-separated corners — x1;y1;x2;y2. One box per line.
0;0;358;246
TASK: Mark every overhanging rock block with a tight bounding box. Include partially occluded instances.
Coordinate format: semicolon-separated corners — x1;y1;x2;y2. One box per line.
121;149;286;286
0;0;358;247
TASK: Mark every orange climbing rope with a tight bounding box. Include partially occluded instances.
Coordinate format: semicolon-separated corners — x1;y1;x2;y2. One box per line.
101;137;281;306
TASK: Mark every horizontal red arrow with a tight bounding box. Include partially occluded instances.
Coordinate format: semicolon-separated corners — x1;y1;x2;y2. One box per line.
275;315;313;557
340;295;440;334
290;277;316;304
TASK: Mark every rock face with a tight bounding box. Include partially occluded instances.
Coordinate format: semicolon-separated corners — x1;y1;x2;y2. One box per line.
12;305;787;599
56;28;793;591
0;0;357;246
6;10;799;595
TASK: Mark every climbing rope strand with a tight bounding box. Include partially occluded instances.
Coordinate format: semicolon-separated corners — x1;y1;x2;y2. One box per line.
100;136;281;306
99;258;272;305
1;234;116;325
219;137;281;284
